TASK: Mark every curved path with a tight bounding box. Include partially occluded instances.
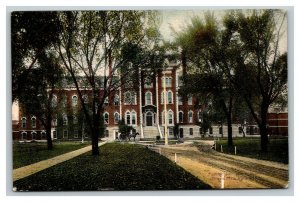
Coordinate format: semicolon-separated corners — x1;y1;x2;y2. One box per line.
147;143;289;189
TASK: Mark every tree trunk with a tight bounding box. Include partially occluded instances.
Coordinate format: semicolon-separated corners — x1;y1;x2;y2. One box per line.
260;106;269;153
91;112;100;156
227;116;233;147
45;120;53;150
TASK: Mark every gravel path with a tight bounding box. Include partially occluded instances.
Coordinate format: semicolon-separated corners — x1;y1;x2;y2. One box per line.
148;143;289;189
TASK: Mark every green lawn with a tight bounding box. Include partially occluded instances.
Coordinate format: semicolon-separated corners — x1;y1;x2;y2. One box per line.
14;143;211;191
215;137;289;164
13;141;90;169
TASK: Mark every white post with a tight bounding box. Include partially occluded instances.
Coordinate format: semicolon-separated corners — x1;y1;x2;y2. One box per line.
221;145;223;153
235;146;237;155
214;141;216;150
220;173;225;189
175;153;177;163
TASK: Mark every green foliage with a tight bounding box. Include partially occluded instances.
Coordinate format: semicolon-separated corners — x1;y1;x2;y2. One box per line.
216;137;288;164
11;11;61;102
14;143;211;191
118;119;133;135
58;11;165;154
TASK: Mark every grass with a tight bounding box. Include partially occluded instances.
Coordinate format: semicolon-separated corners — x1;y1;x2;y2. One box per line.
13;141;90;169
215;137;288;164
13;143;211;191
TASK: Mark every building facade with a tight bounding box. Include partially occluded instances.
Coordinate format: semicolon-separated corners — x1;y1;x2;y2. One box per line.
14;61;288;141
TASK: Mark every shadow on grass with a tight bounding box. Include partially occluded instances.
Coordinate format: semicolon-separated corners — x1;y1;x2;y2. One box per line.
13;141;90;169
14;143;211;191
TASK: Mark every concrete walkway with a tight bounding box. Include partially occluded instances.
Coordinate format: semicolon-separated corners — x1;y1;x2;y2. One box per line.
13;141;107;182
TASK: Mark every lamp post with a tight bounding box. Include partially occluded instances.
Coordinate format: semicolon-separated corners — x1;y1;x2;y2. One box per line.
163;71;168;145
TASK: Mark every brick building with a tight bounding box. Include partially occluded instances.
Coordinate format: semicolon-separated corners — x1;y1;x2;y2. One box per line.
13;60;288;141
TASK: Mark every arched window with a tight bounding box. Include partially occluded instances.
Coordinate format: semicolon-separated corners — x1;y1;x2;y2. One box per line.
167;91;173;104
188;110;193;123
21;117;26;128
125;111;131;125
73;115;78;124
144;76;153;88
131;111;137;125
124;91;136;105
103;112;109;124
82;94;89;104
168;110;173;125
21;131;27;140
63;114;68;126
104;97;109;105
41;131;46;139
31;131;37;140
145;91;152;105
114;112;120;124
31;116;36;128
72;95;78;107
114;94;120;106
52;95;57;107
179;111;184;123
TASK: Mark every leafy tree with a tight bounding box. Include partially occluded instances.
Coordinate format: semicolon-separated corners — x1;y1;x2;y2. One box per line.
118;119;133;136
231;10;287;152
176;12;240;146
57;11;164;155
18;51;64;150
11;11;61;102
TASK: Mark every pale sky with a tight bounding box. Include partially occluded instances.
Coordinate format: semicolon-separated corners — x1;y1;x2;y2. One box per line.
159;10;287;53
12;10;288;121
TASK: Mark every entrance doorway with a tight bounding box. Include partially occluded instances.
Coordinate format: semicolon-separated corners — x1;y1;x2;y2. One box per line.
146;111;153;126
179;128;183;138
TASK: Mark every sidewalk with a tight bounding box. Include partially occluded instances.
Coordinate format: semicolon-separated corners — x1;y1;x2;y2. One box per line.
13;141;107;182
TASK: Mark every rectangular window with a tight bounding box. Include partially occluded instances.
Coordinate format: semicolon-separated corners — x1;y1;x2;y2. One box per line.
132;113;136;125
178;96;182;105
188;96;193;105
63;116;68;126
53;131;57;139
63;130;68;139
189;128;193;135
31;118;36;128
178;76;183;87
168;127;174;136
74;129;78;138
162;77;172;87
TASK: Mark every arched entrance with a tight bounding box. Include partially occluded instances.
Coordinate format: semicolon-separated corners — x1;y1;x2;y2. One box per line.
146;111;154;126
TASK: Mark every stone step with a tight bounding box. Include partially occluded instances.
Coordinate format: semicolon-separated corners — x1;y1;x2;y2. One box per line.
143;126;160;138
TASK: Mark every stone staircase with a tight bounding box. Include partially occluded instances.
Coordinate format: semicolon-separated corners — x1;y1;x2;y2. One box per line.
142;126;160;139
